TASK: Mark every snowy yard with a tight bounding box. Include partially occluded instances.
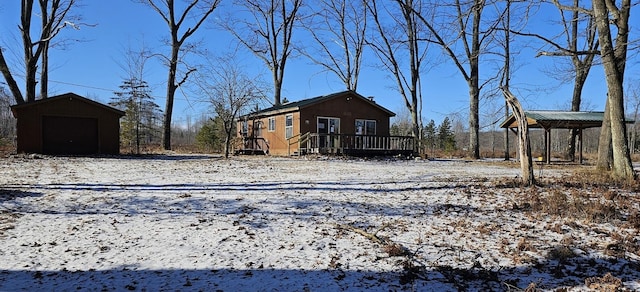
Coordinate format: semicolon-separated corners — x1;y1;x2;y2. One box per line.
0;155;639;291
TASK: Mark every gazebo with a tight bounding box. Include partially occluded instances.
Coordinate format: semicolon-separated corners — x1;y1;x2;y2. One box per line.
500;111;610;164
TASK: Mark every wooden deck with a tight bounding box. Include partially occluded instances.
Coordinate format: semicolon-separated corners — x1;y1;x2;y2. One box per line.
292;133;415;157
236;133;416;157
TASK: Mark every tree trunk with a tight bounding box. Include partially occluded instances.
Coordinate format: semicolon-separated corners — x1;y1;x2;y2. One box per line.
273;72;282;106
503;0;510;161
468;0;482;160
501;87;535;186
568;70;588;160
40;45;49;99
0;48;25;104
597;97;613;170
224;128;231;159
21;0;39;102
39;0;49;100
162;43;179;150
592;0;634;181
469;79;480;159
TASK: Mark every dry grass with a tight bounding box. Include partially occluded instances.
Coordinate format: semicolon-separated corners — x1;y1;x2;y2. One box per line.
509;167;640;227
585;273;623;292
547;246;577;263
493;166;640;269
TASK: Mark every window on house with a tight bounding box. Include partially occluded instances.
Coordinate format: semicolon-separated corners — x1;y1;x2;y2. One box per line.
285;114;293;139
268;117;276;132
241;120;248;136
356;119;376;135
255;121;263;137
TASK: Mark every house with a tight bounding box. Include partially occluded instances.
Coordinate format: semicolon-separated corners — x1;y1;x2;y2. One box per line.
236;90;415;156
11;92;125;155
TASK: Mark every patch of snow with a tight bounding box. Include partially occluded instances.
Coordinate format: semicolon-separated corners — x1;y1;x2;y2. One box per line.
0;155;638;291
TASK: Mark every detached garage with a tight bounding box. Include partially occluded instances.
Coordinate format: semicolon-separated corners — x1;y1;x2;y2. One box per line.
11;93;125;155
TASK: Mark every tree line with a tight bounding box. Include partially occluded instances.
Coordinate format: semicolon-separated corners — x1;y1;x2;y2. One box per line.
0;0;637;183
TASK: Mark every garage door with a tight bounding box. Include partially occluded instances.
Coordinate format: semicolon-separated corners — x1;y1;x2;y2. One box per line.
42;116;99;155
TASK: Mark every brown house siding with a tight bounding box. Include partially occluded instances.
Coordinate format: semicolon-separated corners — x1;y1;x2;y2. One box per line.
244;111;300;156
238;91;396;156
11;93;124;155
298;95;391;136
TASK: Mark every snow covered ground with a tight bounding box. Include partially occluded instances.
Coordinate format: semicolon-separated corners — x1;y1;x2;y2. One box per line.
0;154;638;291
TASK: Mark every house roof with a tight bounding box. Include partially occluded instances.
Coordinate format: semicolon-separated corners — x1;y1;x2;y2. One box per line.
243;90;395;118
11;92;126;117
500;110;628;129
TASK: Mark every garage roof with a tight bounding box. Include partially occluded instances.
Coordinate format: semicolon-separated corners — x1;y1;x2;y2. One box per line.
11;92;125;117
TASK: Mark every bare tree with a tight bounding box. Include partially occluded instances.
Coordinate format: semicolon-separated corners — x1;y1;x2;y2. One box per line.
195;57;266;158
513;0;599;161
299;0;366;91
366;0;427;140
136;0;221;150
500;0;533;186
223;0;303;106
0;0;79;104
0;87;16;146
409;0;500;159
592;0;634;181
627;84;640;154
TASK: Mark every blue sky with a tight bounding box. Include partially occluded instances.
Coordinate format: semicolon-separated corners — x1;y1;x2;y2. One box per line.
0;1;637;129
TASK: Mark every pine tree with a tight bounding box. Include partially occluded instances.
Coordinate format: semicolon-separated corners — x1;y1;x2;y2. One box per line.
110;78;161;154
438;117;456;152
196;117;225;152
423;119;437;155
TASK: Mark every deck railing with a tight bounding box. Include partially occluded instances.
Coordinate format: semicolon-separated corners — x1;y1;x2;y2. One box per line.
304;133;415;155
238;133;415;156
234;137;270;155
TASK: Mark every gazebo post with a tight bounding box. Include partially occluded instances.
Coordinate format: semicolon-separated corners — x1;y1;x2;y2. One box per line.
579;128;584;164
545;128;551;164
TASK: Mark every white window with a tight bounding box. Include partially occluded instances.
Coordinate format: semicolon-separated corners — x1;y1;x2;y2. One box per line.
241;120;248;136
268;117;276;132
285;114;293;139
356;119;376;135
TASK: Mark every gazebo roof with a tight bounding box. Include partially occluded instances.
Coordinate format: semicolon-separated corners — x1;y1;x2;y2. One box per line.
500;110;610;129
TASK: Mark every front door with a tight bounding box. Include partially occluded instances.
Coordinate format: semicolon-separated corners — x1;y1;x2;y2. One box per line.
317;117;340;148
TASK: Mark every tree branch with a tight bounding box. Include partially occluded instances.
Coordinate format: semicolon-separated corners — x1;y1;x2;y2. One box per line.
177;68;197;87
505;29;600;56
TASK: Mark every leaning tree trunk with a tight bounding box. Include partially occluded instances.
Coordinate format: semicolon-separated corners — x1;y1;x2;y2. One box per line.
501;87;535;186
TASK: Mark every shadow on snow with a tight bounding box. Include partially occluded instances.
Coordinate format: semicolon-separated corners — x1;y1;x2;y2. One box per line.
0;255;638;291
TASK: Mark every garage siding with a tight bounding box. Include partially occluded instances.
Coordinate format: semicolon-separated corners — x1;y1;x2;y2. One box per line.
11;93;124;155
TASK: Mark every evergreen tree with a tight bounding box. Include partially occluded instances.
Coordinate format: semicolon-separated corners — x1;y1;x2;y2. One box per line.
110;78;161;154
423;119;437;155
196;117;225;153
438;117;456;152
